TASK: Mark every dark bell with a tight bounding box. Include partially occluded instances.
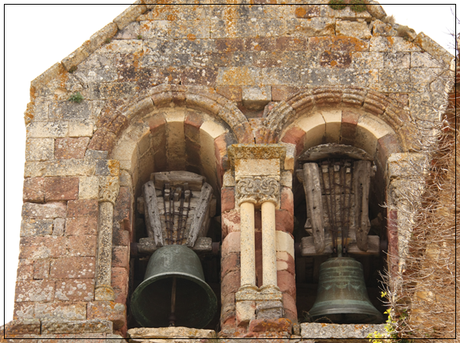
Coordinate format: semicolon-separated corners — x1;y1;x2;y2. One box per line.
309;257;383;324
131;245;217;328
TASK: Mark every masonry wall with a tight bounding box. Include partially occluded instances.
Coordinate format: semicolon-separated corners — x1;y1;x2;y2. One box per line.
6;0;455;342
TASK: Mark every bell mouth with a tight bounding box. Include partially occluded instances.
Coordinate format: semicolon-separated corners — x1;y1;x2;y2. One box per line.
131;245;218;329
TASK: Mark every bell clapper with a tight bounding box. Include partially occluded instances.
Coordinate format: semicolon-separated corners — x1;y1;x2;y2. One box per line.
169;276;177;326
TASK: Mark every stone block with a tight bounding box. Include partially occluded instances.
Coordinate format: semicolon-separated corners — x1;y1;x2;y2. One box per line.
87;301;126;329
236;300;256;325
13;302;35;320
44;177;79;201
23;177;45;203
249;318;292;333
68;120;94;137
221;187;235;212
221;252;240;278
275;231;295;259
277;271;296;298
25;138;54;161
127;327;217;340
279;187;293;216
55;137;90;159
5;319;41;335
79;176;99;200
242;86;271;110
20;218;54;236
33;259;50;279
15;279;54;302
16;259;33;280
300;322;387;339
282;293;297;322
50;257;96;279
112;246;129;268
221;270;241;296
55;279;95;302
41;319;113;334
222;231;241;255
53;218;66;236
114;2;147;30
24;159;96;178
22;202;67;219
67;199;98;217
34;302;87;320
66;216;98;236
280;126;305;156
276;251;295;275
67;235;97;257
111;267;129;304
19;236;66;259
336;20;372;39
27;121;68;138
275;209;294;233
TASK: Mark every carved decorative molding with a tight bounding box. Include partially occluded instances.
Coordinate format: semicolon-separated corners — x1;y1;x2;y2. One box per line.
228;144;286;169
236;176;280;205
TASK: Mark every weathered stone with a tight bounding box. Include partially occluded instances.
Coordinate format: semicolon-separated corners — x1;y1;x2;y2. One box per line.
20;218;53;237
23;177;45;203
53;218;66;236
50;257;96;279
55;279;94;302
5;319;41;335
25;138;54;161
55;137;89;159
127;327;216;339
67;199;98;217
34;302;87;320
44;177;79;201
19;236;67;259
87;301;126;329
67;235;97;257
336;20;371;39
78;176;99;199
300;323;387;339
41;319;113;334
15;279;54;302
114;1;147;30
22;202;67;219
66;216;98;236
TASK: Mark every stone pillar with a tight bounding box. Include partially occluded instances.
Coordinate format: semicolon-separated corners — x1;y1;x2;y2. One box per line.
94;161;121;301
240;201;256;288
261;201;277;288
228;144;287;325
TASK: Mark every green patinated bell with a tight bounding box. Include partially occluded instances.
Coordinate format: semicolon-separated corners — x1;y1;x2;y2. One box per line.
131;245;217;328
309;257;383;324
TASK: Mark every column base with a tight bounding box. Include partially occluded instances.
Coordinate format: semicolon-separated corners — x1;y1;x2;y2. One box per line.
236;285;284;325
95;285;115;301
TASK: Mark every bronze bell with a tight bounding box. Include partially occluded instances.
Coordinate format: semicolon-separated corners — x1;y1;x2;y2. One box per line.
131;245;217;328
309;257;383;324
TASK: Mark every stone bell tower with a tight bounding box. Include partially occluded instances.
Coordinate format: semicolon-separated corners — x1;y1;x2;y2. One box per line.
5;0;456;342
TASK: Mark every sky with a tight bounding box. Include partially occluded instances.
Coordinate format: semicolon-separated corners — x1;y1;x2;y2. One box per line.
1;1;458;324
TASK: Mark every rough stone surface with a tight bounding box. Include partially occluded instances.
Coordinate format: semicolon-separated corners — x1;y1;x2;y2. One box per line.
300;323;388;339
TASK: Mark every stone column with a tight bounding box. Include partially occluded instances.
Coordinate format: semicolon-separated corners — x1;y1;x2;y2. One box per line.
229;144;286;324
94;162;121;301
261;201;277;288
240;201;256;288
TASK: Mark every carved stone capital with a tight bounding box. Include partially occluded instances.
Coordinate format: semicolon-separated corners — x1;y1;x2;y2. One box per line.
236;176;280;206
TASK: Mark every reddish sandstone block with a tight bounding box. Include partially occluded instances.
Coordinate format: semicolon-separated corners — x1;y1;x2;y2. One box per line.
281;126;305;156
342;109;360;126
222;231;241;255
15;280;54;302
377;134;401;164
221;187;235;213
277;271;296;299
282;293;298;322
87;128;117;153
272;85;300;102
33;259;50;279
44;177;79;201
50;257;95;279
13;302;35;320
16;259;33;280
19;236;67;259
66;216;98;236
22;202;67;219
55;279;95;301
111;267;128;304
221;252;240;278
67;235;97;257
275;209;294;233
276;252;295;275
221;270;240;296
54;137;90;159
114;187;132;231
113;228;130;247
222;210;240;238
87;301;126;330
67;199;98;217
248;318;292;333
112;246;129;268
216;86;242;102
280;188;294;216
23;177;45;203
